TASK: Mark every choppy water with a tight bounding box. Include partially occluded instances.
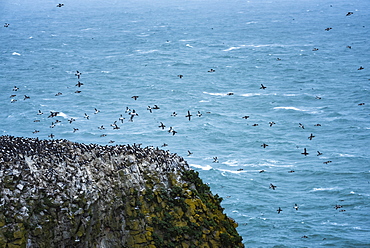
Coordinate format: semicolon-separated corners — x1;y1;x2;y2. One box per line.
1;0;370;246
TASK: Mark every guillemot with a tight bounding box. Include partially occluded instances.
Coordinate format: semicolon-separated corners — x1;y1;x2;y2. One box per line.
269;183;277;190
75;71;81;79
308;133;315;140
158;122;166;129
301;148;309;156
185;110;192;121
129;110;138;121
119;114;125;123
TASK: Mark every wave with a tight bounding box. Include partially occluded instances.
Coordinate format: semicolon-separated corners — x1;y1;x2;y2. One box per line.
57;112;69;119
203;91;230;96
189;164;212;170
223;46;241;52
322;220;349;227
219;168;246;174
311;187;341;192
12;52;21;56
338;153;355;157
273;106;307;111
223;159;239;167
135;49;159;54
240;93;261;97
259;161;294;168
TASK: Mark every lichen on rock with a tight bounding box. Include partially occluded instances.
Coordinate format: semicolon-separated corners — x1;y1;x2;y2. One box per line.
0;136;244;247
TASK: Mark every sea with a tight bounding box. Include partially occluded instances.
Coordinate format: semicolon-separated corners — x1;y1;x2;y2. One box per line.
1;0;369;247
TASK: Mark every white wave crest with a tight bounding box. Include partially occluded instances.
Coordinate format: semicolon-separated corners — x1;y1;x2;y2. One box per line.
223;159;239;166
223;46;241;52
273;106;307;111
203;91;229;96
240;93;261;97
219;168;246;174
190;164;212;170
57;112;69;119
311;187;340;192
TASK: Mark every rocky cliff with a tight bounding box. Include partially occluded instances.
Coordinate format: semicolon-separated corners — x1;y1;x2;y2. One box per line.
0;136;244;248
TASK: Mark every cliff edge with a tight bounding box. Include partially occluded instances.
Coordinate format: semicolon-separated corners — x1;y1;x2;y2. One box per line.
0;136;244;248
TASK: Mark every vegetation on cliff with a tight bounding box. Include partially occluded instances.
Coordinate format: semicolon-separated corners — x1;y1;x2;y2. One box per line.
0;136;243;247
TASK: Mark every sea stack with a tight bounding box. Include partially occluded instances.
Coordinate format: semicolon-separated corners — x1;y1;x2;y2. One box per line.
0;136;243;248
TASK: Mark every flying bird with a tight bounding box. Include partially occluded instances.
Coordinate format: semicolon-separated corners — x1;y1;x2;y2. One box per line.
269;183;277;190
301;148;309;156
129;110;138;121
158;122;166;129
75;71;81;79
185;110;192;121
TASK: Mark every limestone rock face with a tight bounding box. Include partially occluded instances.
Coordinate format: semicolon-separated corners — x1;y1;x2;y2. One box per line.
0;136;244;248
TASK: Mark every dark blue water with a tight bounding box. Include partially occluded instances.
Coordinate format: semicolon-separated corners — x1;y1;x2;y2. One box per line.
1;0;370;246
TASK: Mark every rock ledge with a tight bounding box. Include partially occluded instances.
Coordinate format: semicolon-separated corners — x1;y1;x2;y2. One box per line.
0;136;243;248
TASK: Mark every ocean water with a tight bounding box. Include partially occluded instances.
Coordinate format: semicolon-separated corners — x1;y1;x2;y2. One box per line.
1;0;370;247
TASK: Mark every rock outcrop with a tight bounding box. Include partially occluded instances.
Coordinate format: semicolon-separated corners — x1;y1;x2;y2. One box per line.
0;136;244;248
